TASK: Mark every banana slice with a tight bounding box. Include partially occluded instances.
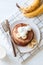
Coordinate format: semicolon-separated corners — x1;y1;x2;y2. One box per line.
16;0;40;13
28;39;37;48
22;35;27;39
16;33;20;38
16;33;27;39
24;4;43;18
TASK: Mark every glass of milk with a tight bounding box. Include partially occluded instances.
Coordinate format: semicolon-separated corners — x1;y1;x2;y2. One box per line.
0;46;6;60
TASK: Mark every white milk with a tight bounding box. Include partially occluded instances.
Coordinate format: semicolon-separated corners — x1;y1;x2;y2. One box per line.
0;46;6;59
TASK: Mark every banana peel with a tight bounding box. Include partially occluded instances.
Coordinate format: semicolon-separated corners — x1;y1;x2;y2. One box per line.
24;4;43;18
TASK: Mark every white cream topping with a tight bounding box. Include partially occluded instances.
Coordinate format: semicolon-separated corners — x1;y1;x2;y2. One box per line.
17;25;31;39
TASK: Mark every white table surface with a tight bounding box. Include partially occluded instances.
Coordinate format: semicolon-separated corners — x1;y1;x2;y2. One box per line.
0;0;43;65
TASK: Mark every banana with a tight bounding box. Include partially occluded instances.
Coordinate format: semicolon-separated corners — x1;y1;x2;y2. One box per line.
24;4;43;18
16;0;40;13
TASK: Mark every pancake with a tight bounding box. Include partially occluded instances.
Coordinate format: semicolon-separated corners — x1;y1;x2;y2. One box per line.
12;23;34;46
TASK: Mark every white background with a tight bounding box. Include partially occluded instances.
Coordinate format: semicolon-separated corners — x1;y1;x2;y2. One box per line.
0;0;43;65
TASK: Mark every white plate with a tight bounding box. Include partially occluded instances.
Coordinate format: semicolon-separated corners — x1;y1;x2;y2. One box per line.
11;20;40;53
